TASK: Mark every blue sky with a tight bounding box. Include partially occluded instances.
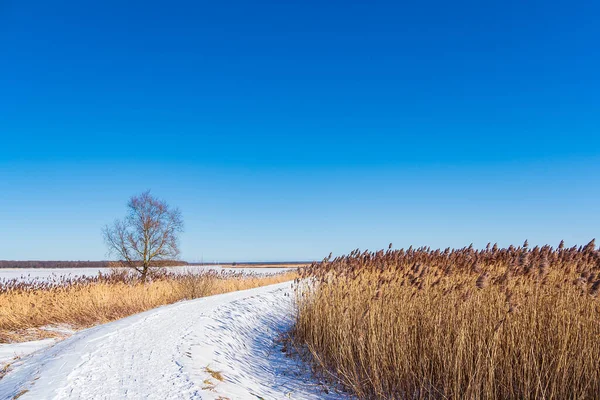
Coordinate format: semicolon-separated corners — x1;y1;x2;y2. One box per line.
0;0;599;261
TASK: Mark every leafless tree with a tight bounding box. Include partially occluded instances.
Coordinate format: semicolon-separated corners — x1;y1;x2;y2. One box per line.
103;191;184;281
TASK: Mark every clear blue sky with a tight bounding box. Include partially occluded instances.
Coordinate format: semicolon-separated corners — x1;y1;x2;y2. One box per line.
0;0;598;262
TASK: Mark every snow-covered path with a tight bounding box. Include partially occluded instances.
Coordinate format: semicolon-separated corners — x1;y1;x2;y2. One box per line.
0;282;346;400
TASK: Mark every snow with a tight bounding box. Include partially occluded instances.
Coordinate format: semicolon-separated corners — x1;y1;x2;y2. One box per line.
0;326;75;365
0;282;348;400
0;339;58;366
0;266;293;283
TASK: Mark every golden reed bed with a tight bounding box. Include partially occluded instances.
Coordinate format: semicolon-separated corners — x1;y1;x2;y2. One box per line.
294;241;600;399
0;270;296;343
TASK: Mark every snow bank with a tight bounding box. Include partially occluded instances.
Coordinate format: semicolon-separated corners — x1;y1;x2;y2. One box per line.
0;339;58;366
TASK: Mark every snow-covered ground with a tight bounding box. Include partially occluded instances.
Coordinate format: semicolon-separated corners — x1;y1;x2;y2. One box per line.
0;339;58;366
0;282;347;400
0;265;292;283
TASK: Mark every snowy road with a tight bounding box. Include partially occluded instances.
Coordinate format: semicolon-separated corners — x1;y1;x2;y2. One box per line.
0;282;346;400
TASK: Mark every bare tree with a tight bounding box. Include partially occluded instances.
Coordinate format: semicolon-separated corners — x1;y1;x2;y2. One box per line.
103;191;184;281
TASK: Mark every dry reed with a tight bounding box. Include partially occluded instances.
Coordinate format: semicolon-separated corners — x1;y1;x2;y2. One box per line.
1;269;296;343
294;240;600;399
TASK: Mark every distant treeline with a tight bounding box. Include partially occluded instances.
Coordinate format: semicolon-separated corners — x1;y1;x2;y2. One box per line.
0;260;306;269
0;260;188;269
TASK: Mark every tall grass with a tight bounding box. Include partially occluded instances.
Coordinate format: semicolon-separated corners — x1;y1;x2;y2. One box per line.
0;269;296;342
294;241;600;399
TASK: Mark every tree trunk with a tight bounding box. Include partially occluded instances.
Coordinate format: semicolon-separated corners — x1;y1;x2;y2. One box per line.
141;263;149;283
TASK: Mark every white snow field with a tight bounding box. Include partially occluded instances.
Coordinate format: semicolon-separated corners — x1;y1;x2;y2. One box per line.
0;282;348;400
0;266;293;283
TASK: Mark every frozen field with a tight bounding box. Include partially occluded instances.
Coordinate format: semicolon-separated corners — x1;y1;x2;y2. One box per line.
0;282;346;400
0;265;293;283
